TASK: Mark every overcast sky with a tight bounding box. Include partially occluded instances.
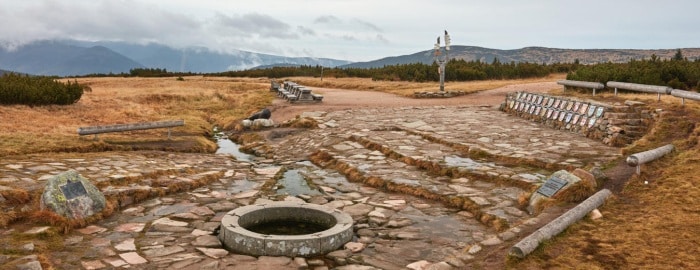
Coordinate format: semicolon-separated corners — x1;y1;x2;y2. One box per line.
1;0;699;62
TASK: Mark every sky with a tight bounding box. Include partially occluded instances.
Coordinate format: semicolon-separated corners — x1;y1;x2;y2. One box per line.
1;0;699;62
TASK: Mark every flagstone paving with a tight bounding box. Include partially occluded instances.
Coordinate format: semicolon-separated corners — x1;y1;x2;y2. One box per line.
0;105;621;269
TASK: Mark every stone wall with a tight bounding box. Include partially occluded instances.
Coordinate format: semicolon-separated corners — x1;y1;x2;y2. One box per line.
501;92;654;146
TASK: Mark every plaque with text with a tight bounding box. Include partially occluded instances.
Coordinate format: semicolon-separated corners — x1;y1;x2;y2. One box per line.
60;180;88;200
537;176;569;197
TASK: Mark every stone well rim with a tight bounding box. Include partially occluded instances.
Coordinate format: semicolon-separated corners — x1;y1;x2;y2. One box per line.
218;201;354;257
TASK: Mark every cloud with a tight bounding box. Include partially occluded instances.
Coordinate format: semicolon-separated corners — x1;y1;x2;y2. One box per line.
297;26;316;36
211;13;297;39
313;15;341;24
353;19;382;32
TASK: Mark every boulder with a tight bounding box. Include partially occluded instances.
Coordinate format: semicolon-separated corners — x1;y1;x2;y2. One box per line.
527;170;582;214
40;170;106;220
247;108;271;120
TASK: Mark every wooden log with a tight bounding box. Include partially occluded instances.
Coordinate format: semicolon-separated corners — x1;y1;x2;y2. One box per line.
509;189;612;258
77;120;185;135
626;144;674;166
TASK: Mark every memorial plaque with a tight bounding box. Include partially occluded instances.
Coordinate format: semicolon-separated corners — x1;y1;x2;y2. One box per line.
542;97;549;107
540;107;547;116
558;111;567;121
579;103;589;114
546;109;553;118
524;104;531;112
566;101;574;111
588;117;597;128
587;105;596;117
560;100;568;110
529;105;536;114
518;102;525;111
553;99;561;108
565;112;573;123
516;92;523;100
551;110;559;120
537;96;543;104
580;116;588;127
595;107;605;118
573;102;581;112
536;176;569;197
548;98;555;107
535;106;541;115
572;114;580;125
60;180;88;200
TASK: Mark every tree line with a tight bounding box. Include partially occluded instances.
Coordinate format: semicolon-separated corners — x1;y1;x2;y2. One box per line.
213;59;578;82
567;50;700;91
0;73;86;105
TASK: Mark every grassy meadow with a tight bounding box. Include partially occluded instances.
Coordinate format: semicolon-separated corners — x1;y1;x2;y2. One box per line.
0;76;274;157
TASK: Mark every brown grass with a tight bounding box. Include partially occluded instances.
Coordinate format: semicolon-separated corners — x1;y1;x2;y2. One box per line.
288;74;566;97
0;76;273;157
510;98;700;269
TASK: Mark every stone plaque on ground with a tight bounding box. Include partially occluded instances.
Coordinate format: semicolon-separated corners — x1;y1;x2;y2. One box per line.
41;170;106;220
536;176;569;197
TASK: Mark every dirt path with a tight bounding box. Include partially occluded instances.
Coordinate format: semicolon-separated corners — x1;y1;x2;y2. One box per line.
269;81;559;122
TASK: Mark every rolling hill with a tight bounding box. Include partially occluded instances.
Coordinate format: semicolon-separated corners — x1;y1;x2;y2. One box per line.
341;46;700;68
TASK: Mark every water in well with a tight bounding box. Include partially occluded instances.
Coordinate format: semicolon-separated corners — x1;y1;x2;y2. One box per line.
213;127;254;162
246;220;330;235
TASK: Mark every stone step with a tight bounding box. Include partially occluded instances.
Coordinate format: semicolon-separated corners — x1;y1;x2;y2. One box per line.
349;131;545;191
310;140;530;230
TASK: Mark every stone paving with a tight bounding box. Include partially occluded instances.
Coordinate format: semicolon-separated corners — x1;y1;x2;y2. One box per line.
0;105;621;269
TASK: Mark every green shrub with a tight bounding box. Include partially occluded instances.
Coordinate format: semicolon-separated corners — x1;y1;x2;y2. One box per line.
0;73;85;105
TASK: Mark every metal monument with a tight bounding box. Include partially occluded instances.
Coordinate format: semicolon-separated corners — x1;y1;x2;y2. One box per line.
433;30;451;92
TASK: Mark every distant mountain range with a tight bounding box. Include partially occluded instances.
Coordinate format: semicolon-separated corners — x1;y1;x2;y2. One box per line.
0;40;352;76
1;40;699;76
343;46;700;68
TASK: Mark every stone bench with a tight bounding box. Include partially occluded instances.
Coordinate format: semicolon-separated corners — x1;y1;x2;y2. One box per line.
78;120;185;141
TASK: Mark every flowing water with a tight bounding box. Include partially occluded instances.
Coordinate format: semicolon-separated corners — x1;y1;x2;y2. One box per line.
213;127;254;162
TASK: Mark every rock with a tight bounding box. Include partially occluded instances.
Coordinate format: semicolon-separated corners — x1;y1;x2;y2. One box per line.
344;242;365;253
23;227;51;235
142;245;186;258
343;203;374;218
40;170;106;220
467;244;482;254
192;235;222;248
81;260;106;270
572;168;597;188
426;261;454;270
247;108;272;120
407;260;431;270
115;238;136;251
16;261;42;270
253;119;274;127
196;247;229;259
589;208;603;220
480;236;502;246
119;252;148;265
293;257;308;269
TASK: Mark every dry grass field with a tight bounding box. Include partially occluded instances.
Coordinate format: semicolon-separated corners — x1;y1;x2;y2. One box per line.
0;76;274;156
289;74;564;97
1;75;699;269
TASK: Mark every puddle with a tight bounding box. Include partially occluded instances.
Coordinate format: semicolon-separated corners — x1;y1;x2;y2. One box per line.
213;127;254;162
276;169;322;196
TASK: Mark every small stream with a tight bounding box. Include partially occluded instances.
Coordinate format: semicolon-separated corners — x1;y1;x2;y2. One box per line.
213;127;254;162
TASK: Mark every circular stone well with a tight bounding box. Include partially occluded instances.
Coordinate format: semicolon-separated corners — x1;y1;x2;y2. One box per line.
218;201;353;257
